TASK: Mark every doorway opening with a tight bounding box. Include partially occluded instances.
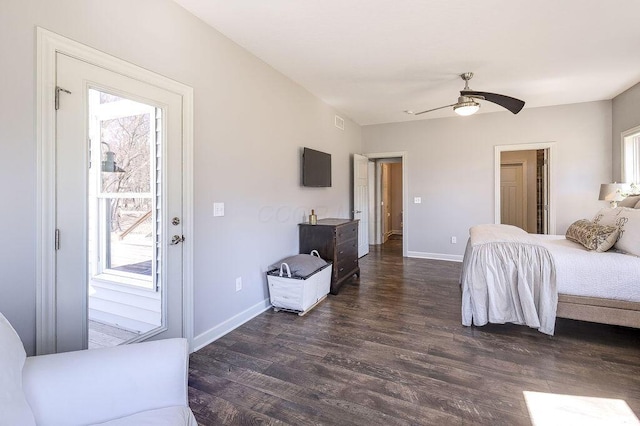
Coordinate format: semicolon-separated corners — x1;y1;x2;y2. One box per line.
379;160;404;243
495;143;555;234
364;152;408;257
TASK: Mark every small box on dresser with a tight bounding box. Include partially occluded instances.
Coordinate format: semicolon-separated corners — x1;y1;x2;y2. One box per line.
299;218;360;294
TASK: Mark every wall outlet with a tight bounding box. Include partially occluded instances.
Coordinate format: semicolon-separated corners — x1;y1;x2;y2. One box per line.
451;236;457;244
414;197;422;204
235;277;242;292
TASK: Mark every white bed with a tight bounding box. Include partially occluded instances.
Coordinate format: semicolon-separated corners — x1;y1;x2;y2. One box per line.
539;235;640;302
461;217;640;335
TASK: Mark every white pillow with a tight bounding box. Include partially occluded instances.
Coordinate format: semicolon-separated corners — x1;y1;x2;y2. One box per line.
592;207;622;226
618;195;640;208
0;313;36;426
593;207;640;256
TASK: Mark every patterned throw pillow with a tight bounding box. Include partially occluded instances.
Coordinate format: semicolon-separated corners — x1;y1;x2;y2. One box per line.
592;207;640;256
565;219;620;252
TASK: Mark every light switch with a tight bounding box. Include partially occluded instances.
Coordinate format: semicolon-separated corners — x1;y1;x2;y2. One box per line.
213;202;225;217
414;197;422;204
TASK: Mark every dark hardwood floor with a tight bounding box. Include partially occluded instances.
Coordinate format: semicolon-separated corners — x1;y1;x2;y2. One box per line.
189;238;640;425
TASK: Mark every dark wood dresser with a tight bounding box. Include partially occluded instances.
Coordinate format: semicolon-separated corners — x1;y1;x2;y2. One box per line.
299;218;360;294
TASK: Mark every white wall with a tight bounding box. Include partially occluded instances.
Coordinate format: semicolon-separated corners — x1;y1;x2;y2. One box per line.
612;82;640;181
0;0;361;355
363;101;611;259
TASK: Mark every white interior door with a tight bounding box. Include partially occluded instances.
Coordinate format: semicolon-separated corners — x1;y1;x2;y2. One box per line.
500;163;527;230
353;154;369;257
55;53;184;352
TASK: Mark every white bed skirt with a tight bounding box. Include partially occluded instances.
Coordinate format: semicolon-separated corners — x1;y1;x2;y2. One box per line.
461;224;558;335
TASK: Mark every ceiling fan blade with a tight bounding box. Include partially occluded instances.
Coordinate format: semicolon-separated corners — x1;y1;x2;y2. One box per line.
461;91;525;114
413;103;458;115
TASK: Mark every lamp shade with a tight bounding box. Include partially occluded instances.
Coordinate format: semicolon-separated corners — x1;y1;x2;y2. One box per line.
454;102;480;116
598;183;628;201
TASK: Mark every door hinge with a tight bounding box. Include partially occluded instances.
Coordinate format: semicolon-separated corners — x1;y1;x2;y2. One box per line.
55;229;60;250
55;86;72;111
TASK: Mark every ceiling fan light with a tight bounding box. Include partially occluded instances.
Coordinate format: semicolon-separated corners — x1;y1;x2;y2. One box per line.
454;101;480;116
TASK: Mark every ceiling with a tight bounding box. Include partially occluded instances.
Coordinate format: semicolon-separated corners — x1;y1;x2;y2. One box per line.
173;0;640;125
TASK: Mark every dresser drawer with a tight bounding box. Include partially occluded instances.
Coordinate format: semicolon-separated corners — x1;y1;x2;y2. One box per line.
336;238;357;259
335;222;358;243
335;253;358;278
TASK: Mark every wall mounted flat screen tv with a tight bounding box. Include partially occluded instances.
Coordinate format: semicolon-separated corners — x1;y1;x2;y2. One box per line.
302;147;331;187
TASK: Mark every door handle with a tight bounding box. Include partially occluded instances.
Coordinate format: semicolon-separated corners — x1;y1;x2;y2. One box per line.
170;235;185;245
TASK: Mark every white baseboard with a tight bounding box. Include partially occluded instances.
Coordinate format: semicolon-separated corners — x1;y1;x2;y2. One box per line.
407;251;463;262
192;298;271;352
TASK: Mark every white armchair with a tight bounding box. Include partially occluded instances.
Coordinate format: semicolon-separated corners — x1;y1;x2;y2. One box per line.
0;313;196;426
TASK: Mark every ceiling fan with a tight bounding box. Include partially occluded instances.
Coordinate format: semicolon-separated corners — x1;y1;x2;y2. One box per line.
406;72;525;117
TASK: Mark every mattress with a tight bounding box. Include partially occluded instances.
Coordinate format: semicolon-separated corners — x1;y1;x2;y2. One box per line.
538;235;640;302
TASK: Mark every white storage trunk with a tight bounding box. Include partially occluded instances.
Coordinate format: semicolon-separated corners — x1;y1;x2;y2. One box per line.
267;263;332;315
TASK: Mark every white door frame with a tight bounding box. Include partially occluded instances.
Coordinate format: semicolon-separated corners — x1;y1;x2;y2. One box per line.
36;28;194;354
364;151;408;257
494;143;556;234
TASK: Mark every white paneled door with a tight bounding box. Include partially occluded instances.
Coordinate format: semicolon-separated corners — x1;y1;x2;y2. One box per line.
55;53;184;352
500;163;527;231
353;154;369;257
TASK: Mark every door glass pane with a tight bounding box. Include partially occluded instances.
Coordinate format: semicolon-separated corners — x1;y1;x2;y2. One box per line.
107;197;153;276
87;88;161;349
100;113;151;193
